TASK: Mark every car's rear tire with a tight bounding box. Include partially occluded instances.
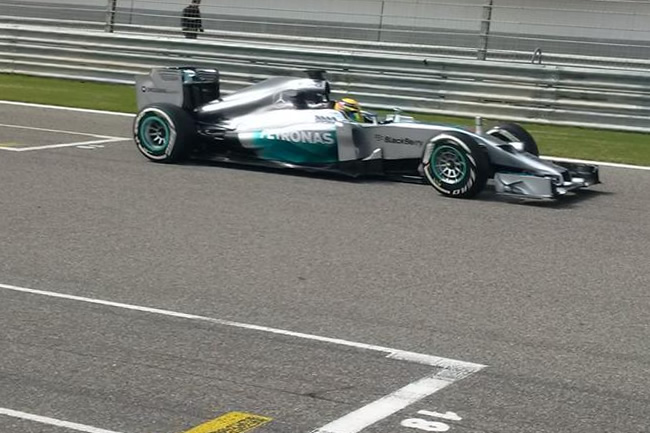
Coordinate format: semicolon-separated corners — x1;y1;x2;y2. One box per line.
133;103;195;162
486;122;539;156
423;132;490;199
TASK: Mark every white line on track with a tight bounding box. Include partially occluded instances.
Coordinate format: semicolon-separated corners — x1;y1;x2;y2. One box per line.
1;282;484;433
0;408;124;433
0;122;122;137
1;138;128;152
0;100;134;117
541;155;650;171
0;282;484;371
0;123;130;151
2;100;649;171
77;144;106;149
311;374;455;433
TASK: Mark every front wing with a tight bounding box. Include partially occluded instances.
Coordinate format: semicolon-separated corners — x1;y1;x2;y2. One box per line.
493;161;600;199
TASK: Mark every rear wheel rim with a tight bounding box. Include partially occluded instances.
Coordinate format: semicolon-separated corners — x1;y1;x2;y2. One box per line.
431;145;468;184
139;115;170;155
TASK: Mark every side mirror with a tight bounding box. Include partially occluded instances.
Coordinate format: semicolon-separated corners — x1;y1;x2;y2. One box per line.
361;111;378;125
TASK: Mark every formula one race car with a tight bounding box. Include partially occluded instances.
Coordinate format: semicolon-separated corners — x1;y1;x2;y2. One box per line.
133;67;599;199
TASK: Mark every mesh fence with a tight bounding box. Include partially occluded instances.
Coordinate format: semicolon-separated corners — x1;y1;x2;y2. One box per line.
489;0;650;61
3;0;650;66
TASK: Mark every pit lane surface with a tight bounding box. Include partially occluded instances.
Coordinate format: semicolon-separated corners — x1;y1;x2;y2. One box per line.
1;102;649;433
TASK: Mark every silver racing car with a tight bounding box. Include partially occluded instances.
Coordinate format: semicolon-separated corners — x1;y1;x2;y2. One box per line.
133;67;599;199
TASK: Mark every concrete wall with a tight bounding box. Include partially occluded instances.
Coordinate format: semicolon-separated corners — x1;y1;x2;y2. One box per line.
492;0;650;41
6;0;650;42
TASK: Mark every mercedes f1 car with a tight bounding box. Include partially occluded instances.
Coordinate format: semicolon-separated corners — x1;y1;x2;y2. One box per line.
133;67;599;199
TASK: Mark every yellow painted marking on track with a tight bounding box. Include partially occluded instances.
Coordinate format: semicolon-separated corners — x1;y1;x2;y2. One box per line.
0;142;21;147
182;412;272;433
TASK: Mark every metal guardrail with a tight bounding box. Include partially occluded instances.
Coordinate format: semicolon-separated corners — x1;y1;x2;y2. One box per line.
1;24;650;132
4;15;650;72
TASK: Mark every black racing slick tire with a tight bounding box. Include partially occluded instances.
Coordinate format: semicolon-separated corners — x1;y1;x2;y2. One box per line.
423;132;490;199
487;122;539;156
133;103;196;162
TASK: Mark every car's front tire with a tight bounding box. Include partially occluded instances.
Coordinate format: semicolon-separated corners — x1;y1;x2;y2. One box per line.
133;103;195;162
423;132;490;199
486;122;539;156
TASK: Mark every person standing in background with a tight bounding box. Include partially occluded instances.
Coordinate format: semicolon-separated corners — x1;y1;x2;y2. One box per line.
181;0;204;39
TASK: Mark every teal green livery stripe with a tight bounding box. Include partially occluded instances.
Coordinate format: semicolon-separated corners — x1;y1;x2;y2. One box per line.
252;130;338;164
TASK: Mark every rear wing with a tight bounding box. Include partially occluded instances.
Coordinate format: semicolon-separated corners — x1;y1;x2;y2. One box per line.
135;67;220;111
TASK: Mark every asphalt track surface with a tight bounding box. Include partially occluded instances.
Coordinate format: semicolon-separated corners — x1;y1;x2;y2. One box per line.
1;102;650;433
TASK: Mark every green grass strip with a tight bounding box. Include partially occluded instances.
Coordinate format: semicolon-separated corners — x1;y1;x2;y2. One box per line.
0;74;137;113
410;113;650;166
1;73;649;165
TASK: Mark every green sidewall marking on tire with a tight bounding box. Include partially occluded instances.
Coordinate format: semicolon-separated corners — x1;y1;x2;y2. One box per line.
430;144;468;184
139;114;170;156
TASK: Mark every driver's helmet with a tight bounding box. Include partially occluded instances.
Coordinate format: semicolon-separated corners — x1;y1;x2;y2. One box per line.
334;97;363;122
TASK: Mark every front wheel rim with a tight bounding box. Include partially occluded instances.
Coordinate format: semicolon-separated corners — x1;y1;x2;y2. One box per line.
431;145;468;184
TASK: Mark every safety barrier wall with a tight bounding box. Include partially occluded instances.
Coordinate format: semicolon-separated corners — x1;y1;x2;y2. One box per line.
5;15;650;71
1;24;650;132
6;0;650;64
